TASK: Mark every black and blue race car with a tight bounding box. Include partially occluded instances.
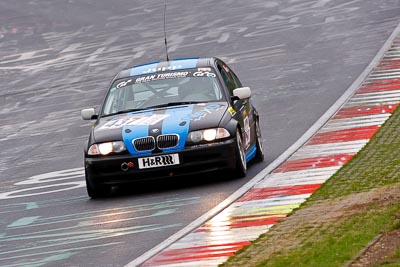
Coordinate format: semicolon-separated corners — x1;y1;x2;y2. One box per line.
81;57;264;197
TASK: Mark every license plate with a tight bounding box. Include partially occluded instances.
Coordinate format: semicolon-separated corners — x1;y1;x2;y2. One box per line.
138;154;180;169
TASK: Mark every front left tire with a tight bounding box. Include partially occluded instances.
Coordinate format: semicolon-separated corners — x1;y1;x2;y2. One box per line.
85;169;111;198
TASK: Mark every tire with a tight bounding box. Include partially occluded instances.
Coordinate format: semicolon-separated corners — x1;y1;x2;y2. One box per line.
85;169;111;198
254;120;265;162
234;129;247;178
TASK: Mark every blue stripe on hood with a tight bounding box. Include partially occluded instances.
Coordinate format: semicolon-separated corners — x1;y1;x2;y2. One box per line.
161;105;195;153
122;111;153;156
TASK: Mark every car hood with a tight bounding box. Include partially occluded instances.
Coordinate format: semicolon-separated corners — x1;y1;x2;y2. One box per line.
93;102;228;155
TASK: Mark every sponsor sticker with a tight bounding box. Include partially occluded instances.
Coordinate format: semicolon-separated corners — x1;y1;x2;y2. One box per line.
183;104;224;122
135;72;189;83
138;154;180;169
228;106;235;115
193;71;216;78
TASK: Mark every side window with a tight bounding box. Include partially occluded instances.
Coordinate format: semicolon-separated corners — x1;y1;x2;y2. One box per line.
217;62;236;96
230;70;243;88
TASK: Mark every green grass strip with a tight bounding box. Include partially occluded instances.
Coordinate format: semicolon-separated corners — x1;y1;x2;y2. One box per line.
254;203;400;267
221;105;400;267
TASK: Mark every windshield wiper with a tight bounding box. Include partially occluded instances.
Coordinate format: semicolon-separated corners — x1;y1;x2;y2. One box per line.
102;102;201;117
103;108;145;117
146;101;201;109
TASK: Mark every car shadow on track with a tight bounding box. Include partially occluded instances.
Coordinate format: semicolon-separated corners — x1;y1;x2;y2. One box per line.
91;168;254;200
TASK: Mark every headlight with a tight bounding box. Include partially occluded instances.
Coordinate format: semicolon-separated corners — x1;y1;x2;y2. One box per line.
88;141;126;155
187;128;230;143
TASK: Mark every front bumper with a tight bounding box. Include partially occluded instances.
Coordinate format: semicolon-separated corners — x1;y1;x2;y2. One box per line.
85;139;237;185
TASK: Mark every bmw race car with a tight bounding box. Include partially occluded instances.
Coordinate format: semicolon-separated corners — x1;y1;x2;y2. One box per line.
81;57;264;198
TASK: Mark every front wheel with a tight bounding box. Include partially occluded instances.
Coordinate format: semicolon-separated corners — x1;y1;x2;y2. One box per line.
85;169;111;198
254;120;265;162
234;129;247;178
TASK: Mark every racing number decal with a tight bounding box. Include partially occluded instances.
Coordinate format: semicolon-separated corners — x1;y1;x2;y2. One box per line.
100;114;170;130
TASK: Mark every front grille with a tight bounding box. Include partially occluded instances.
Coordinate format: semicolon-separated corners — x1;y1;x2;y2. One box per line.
157;134;179;149
133;136;155;151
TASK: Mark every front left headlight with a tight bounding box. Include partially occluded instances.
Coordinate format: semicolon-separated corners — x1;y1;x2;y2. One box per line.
187;128;230;143
88;141;126;155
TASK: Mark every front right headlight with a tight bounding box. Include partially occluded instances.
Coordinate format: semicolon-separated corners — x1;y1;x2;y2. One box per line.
187;128;230;143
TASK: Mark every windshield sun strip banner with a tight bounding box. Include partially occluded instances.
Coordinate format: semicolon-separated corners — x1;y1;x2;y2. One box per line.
115;68;218;89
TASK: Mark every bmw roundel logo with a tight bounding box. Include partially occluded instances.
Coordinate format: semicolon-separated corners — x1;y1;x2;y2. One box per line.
151;129;160;134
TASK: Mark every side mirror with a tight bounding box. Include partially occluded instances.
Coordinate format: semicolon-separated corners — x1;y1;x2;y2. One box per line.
81;108;97;120
232;87;251;100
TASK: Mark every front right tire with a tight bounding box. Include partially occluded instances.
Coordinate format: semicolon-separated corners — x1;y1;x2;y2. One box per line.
234;129;247;178
254;120;265;162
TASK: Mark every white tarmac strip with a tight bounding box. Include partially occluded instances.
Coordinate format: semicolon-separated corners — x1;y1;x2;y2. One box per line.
355;90;400;97
346;98;400;106
257;166;340;185
320;114;390;132
382;53;400;57
152;258;231;267
225;194;311;212
349;91;400;101
168;225;272;250
387;48;400;53
384;49;400;55
372;68;400;74
290;140;368;159
126;20;400;267
369;71;400;77
367;74;400;80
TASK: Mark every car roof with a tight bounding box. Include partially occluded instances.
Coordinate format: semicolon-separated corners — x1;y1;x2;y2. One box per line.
114;57;220;80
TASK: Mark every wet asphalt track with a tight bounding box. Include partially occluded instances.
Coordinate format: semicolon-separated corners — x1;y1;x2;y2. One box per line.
0;0;399;266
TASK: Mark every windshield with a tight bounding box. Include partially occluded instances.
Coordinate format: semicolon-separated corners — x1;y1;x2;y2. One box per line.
101;68;224;116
